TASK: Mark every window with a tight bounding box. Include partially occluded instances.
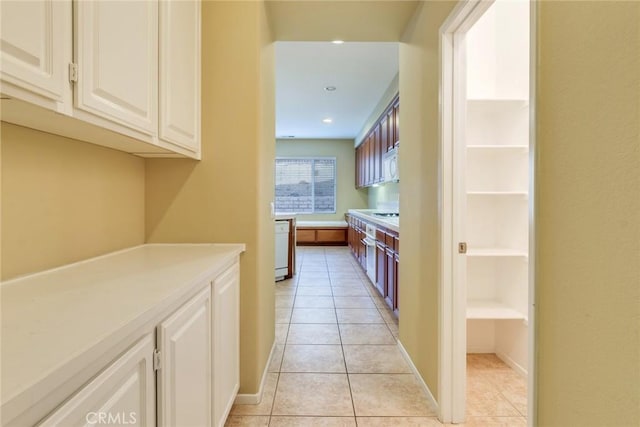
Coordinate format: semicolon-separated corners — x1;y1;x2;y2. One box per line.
275;158;336;214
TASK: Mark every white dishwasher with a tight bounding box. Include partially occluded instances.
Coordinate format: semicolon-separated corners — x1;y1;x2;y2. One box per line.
275;220;290;281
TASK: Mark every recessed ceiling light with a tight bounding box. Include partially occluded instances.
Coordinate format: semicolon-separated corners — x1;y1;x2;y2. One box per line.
332;40;344;45
322;118;333;124
324;86;336;92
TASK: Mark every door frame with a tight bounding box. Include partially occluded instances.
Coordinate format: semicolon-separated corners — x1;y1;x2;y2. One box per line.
438;0;537;424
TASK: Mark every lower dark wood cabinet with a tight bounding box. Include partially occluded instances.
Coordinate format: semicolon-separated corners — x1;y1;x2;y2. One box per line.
345;214;399;317
376;241;386;296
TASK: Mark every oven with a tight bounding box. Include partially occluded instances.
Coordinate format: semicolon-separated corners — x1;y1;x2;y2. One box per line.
364;223;377;283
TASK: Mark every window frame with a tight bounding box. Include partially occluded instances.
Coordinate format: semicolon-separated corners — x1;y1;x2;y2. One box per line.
274;156;337;215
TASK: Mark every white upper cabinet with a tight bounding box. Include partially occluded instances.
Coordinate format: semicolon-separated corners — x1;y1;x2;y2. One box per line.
158;0;201;155
0;0;200;158
74;0;158;135
0;0;71;111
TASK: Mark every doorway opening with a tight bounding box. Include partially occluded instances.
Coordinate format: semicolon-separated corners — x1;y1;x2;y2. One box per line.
440;0;535;424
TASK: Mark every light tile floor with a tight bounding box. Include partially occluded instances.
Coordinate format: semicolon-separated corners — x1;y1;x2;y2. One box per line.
227;247;527;427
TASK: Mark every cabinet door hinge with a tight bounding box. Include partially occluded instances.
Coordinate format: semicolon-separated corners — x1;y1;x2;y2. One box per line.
153;349;161;371
68;63;78;83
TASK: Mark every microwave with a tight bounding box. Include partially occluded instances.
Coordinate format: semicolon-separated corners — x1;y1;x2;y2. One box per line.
383;148;399;183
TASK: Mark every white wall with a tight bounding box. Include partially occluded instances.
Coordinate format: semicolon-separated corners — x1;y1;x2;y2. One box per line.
466;0;529;100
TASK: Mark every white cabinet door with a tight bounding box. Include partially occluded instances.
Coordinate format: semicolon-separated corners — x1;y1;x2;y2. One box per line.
0;0;70;106
38;334;155;427
158;0;201;154
74;0;157;134
212;263;240;427
158;287;212;427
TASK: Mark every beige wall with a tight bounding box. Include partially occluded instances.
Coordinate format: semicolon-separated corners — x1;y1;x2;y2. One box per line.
257;0;277;385
145;1;275;394
276;139;367;221
398;1;458;402
1;123;145;280
535;2;640;424
266;1;419;42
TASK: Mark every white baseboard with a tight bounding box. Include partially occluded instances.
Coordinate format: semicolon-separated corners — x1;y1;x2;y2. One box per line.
496;351;528;378
234;340;276;405
397;340;439;413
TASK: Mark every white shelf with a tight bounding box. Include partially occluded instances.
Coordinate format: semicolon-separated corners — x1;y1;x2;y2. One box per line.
467;145;528;150
467;248;528;258
467;191;528;197
467;299;526;320
466;98;529;111
467;98;528;102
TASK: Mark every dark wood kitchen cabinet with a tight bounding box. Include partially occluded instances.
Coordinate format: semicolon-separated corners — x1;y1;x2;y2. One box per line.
373;123;381;184
364;136;369;185
346;214;399;317
385;108;395;152
348;216;367;270
375;229;386;297
355;94;399;189
393;99;400;148
380;114;389;153
384;230;399;314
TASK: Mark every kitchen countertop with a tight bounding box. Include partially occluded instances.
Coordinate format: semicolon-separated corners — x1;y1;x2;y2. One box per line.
347;209;400;233
275;214;296;221
1;243;245;425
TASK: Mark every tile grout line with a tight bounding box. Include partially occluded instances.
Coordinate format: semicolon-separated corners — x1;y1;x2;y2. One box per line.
270;248;410;425
327;250;359;424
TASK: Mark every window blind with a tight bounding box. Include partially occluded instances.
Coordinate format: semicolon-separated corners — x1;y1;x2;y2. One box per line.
275;158;336;214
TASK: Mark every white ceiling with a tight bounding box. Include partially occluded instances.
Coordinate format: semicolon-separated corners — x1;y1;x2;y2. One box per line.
275;42;399;140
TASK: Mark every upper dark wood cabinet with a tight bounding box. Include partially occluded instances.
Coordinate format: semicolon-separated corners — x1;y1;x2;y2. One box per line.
354;94;399;188
374;123;382;183
386;109;394;152
393;99;400;147
364;138;370;186
380;115;389;153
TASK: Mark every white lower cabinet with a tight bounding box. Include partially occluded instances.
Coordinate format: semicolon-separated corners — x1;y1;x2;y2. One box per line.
157;286;212;427
212;263;240;427
36;261;241;427
38;334;156;427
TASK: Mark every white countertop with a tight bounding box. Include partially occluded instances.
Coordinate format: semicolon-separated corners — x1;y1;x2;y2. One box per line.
347;209;400;233
1;243;245;424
